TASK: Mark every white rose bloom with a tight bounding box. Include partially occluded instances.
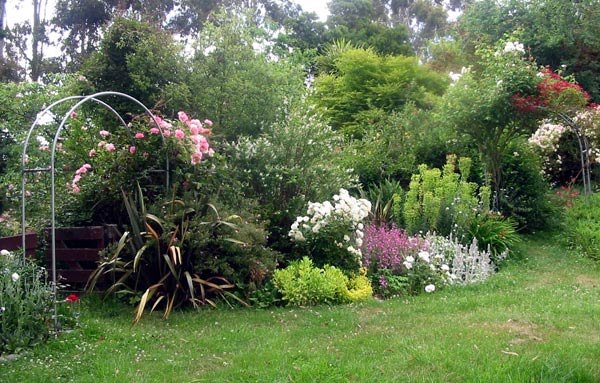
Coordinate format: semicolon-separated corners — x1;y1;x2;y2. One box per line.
425;284;436;293
11;273;19;282
1;249;10;257
403;261;413;270
406;256;415;263
418;251;430;263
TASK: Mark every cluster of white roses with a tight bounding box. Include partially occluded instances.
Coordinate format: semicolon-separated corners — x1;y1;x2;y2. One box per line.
528;119;567;152
502;41;525;54
1;249;19;282
289;189;371;262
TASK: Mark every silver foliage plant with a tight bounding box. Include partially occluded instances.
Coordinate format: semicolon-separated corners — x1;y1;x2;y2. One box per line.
425;233;507;285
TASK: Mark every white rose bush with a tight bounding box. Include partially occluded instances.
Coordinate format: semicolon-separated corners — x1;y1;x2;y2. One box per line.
288;188;371;272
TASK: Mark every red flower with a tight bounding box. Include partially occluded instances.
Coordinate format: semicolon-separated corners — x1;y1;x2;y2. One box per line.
66;294;79;302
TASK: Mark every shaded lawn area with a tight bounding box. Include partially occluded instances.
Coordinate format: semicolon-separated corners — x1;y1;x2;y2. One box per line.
1;234;599;382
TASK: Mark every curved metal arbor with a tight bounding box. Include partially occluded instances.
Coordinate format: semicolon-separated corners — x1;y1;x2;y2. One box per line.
20;91;168;333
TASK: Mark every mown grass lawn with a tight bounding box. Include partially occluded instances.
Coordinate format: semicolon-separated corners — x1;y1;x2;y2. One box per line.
1;234;599;382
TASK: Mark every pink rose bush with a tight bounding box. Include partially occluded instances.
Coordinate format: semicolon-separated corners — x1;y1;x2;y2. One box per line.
67;110;214;193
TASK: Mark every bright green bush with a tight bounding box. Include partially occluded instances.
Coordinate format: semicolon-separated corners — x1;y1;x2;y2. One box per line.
402;155;490;237
273;257;351;306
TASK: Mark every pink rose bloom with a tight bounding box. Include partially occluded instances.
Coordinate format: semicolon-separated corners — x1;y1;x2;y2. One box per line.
73;174;82;183
203;119;213;127
83;164;91;170
174;129;185;140
72;185;80;194
70;111;78;119
190;135;201;145
191;151;203;165
105;143;116;151
208;148;215;157
150;127;160;135
198;136;209;152
99;130;110;137
135;132;145;139
129;146;136;154
8;184;14;190
39;145;48;151
97;141;105;148
190;126;199;135
200;127;212;134
25;190;31;197
163;129;171;137
178;111;189;123
89;149;96;157
153;115;164;126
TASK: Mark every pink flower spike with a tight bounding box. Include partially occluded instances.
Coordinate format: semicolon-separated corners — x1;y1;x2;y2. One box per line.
129;146;136;154
89;149;96;157
135;132;145;139
174;129;185;140
178;111;189;123
203;119;213;127
99;130;110;137
150;127;160;135
105;143;116;151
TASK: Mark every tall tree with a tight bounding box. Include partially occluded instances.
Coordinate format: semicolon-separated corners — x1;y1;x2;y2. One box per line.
189;7;305;140
325;0;413;56
0;0;6;61
53;0;112;72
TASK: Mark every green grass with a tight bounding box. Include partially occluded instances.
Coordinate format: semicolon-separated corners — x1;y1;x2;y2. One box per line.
1;234;599;382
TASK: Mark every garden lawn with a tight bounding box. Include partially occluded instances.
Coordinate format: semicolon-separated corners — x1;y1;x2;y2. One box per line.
1;234;599;382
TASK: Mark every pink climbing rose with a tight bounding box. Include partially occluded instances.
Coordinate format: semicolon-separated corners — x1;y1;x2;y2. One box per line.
177;111;189;123
135;132;145;139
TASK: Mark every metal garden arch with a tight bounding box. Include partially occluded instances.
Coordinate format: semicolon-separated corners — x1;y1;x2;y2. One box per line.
20;91;169;332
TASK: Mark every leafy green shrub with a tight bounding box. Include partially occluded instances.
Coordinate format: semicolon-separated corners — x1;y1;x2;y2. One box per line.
273;257;371;306
498;142;559;232
0;250;53;354
565;192;600;261
224;99;357;253
468;213;520;265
